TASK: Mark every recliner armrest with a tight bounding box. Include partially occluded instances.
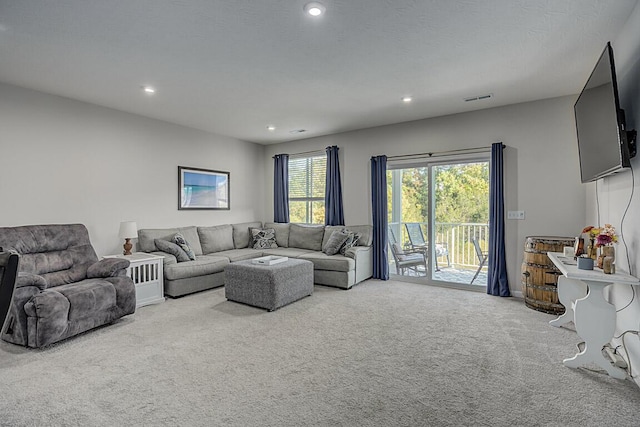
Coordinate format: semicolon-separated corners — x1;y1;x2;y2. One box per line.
16;272;47;291
87;258;130;278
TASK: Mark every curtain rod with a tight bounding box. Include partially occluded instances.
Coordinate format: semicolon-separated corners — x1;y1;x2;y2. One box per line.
386;143;502;160
273;147;334;159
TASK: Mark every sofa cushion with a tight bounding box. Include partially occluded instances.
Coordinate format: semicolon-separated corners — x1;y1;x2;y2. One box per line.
138;228;178;252
198;225;234;254
232;222;262;249
215;248;263;262
149;251;178;266
345;225;373;246
176;227;203;255
264;222;290;248
54;279;117;321
163;255;229;281
298;252;355;272
138;227;203;256
289;224;325;251
251;228;278;249
322;229;350;256
173;233;196;260
154;239;190;262
42;265;90;288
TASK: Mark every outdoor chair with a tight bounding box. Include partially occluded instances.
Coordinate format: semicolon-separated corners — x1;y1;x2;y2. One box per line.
388;226;427;276
471;237;488;284
404;223;451;271
0;250;20;334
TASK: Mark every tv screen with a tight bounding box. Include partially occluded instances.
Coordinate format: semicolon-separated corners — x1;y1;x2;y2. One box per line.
574;42;630;183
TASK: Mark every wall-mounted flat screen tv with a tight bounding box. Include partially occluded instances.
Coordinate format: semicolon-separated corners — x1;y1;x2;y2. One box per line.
574;42;636;183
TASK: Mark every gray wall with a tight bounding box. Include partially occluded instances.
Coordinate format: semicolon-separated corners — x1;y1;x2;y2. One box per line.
592;2;640;387
0;83;265;256
263;95;585;297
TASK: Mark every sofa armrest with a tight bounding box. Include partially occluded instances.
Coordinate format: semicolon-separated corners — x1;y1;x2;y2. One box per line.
150;251;178;265
345;246;373;284
344;246;369;259
23;289;71;347
16;272;47;291
87;258;130;278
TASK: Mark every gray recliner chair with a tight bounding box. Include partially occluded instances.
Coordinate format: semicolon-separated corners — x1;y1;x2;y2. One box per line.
0;250;20;333
0;224;136;348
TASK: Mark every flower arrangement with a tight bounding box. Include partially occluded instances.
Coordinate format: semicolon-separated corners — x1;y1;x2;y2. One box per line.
582;224;618;247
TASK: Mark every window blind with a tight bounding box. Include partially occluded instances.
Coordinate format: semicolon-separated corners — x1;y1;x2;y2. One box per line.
288;154;327;223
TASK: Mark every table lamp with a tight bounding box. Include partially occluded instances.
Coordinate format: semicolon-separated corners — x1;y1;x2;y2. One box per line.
118;221;138;256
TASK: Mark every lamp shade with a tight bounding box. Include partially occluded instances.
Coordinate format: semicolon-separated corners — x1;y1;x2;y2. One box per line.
118;221;138;239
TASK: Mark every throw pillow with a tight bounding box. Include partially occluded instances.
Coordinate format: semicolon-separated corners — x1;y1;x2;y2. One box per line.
172;233;196;260
340;230;361;255
322;229;350;256
155;238;191;262
251;228;278;249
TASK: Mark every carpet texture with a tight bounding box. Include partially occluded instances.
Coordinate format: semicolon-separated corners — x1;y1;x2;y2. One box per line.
1;279;639;426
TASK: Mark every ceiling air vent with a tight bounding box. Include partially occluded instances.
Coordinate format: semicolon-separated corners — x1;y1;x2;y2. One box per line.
464;93;493;102
289;129;307;134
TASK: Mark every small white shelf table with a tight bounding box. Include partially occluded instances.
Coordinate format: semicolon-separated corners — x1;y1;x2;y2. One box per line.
547;252;639;379
104;253;165;308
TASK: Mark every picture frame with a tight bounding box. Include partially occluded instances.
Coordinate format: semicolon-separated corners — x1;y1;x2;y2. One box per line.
178;166;230;210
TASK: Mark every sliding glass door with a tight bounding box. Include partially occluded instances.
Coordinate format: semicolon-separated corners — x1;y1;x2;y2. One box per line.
387;157;490;287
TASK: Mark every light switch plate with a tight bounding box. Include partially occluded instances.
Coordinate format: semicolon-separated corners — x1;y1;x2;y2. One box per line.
507;210;525;220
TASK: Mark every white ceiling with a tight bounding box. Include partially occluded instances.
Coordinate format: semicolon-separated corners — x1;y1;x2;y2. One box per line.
0;0;638;144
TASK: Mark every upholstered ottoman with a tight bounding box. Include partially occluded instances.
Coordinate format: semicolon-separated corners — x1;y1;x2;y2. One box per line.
225;259;313;311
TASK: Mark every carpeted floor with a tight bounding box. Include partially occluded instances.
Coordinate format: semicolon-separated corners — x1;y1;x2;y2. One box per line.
1;279;639;426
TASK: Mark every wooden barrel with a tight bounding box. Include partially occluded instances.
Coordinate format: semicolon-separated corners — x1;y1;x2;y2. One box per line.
521;236;575;315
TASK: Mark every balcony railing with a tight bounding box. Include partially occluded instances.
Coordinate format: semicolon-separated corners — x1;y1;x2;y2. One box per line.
389;222;489;269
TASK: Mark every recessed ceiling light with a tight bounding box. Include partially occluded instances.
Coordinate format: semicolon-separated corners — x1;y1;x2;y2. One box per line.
267;125;276;131
402;96;413;103
304;2;326;17
141;85;156;95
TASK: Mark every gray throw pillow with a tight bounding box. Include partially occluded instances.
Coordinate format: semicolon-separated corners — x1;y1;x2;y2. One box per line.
155;238;191;262
340;230;361;255
322;229;350;256
173;233;196;260
251;228;278;249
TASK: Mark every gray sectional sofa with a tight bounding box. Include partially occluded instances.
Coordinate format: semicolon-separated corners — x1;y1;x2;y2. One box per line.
137;222;373;297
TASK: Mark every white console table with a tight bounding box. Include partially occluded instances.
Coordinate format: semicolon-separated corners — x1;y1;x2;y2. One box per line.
547;252;639;379
104;253;165;308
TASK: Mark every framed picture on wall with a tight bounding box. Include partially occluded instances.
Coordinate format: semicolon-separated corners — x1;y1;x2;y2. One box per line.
178;166;230;210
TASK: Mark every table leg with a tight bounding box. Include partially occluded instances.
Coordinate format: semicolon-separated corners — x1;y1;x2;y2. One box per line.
549;276;587;328
562;280;627;379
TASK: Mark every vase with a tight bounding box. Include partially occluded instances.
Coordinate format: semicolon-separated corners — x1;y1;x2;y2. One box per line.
602;246;615;273
574;237;585;257
603;256;615;274
588;239;597;260
602;245;615;260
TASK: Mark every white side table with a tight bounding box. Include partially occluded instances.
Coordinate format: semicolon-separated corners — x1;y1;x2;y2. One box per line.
548;252;639;379
104;253;165;308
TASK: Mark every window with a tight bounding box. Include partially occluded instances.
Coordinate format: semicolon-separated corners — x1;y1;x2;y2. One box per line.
387;157;490;286
289;153;326;224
